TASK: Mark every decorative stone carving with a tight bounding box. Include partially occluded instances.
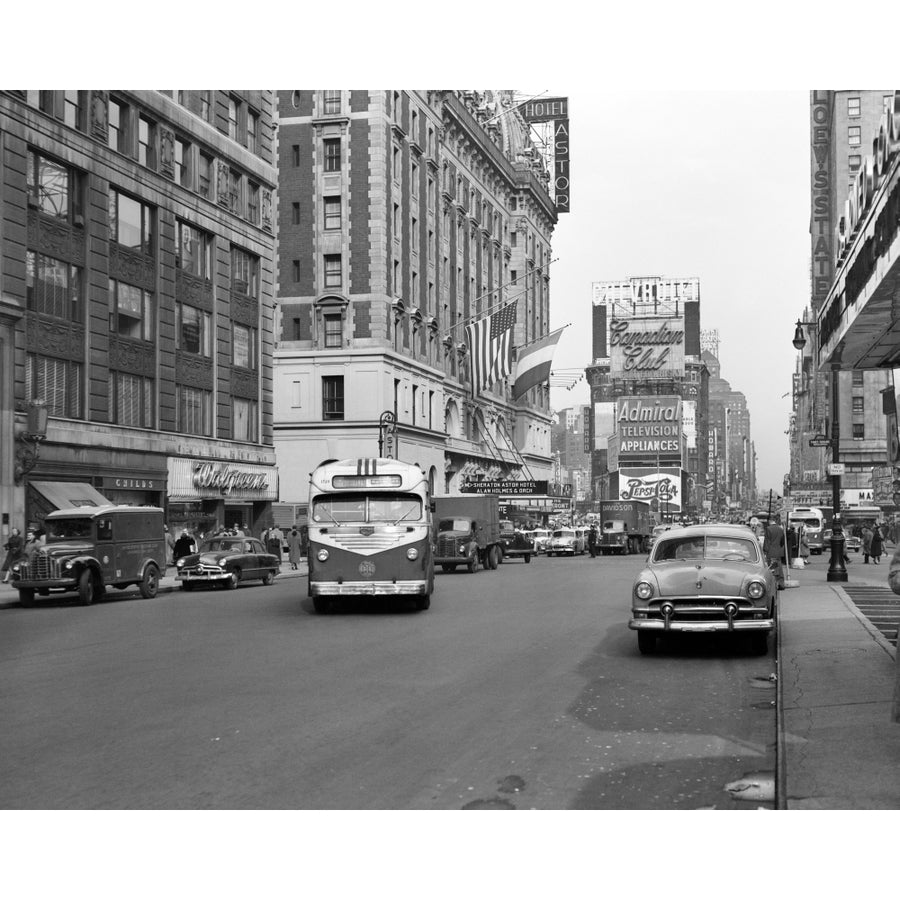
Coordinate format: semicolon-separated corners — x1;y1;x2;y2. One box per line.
159;127;175;179
176;352;214;388
261;188;273;233
110;337;155;376
230;294;258;326
231;368;258;399
90;91;108;142
29;318;84;359
110;245;155;290
216;161;230;208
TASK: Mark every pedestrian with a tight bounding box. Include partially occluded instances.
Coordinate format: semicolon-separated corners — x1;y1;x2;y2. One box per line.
164;524;175;567
22;527;40;561
799;527;810;563
234;523;246;537
762;518;786;589
862;524;873;563
587;523;598;558
871;523;884;564
287;526;304;570
173;529;195;560
1;528;23;583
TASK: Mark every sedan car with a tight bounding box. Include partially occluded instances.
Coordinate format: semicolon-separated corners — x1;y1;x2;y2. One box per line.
823;529;861;552
629;524;776;655
176;537;280;590
525;528;551;554
498;524;534;563
548;528;585;556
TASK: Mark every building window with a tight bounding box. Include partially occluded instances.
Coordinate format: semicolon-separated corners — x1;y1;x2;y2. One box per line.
324;254;342;289
175;220;212;278
27;150;81;222
231;246;259;297
323;196;341;230
852;396;864;413
199;91;212;123
323;90;341;115
176;303;212;356
26;354;82;418
109;189;153;254
228;96;240;141
247;181;260;225
322;375;344;420
852;370;865;386
247;109;259;154
26;252;82;321
292;260;301;282
138;115;156;169
178;385;212;436
233;398;258;442
233;323;257;369
853;423;865;440
108;97;129;154
292;144;300;167
63;90;83;130
292;202;301;225
849;126;861;146
885;95;895;112
175;137;191;188
324;312;342;348
228;168;243;215
109;279;154;342
109;371;154;428
393;145;401;181
411;216;418;252
848;97;861;117
198;152;213;199
324;138;341;172
849;154;862;170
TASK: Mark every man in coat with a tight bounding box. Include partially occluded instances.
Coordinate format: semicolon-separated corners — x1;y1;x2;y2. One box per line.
763;518;786;589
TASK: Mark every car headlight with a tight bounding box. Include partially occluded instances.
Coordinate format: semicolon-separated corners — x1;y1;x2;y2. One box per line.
406;547;419;560
635;581;654;600
748;581;765;600
64;560;74;570
458;544;466;555
176;559;184;568
317;548;329;562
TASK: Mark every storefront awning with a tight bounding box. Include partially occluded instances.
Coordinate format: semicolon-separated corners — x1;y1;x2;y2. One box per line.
31;481;111;509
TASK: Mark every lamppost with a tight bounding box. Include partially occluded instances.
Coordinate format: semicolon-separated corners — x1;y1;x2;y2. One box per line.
793;319;846;581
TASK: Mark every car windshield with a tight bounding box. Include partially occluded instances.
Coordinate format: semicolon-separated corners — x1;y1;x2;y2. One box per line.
553;530;574;538
653;535;760;562
202;540;244;552
312;492;422;524
46;518;93;539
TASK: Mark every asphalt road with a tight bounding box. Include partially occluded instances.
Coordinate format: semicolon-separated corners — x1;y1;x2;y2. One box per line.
0;552;775;809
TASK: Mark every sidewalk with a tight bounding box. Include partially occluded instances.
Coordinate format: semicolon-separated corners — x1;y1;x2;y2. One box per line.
777;554;900;808
0;559;308;609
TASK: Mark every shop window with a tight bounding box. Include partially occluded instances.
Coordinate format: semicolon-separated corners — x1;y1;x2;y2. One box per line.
26;251;82;321
322;375;344;420
109;278;154;342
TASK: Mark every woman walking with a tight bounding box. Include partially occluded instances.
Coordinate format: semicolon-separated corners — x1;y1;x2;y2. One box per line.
871;524;884;564
287;526;304;570
2;528;23;582
862;524;874;563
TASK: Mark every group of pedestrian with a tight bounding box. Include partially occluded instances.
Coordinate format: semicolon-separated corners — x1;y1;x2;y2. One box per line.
860;523;884;564
1;523;44;582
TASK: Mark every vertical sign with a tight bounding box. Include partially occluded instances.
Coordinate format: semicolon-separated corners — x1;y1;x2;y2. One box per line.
810;91;833;309
555;119;570;213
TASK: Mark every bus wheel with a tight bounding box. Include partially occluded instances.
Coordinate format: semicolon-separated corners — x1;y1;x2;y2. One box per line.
313;597;332;614
415;594;431;611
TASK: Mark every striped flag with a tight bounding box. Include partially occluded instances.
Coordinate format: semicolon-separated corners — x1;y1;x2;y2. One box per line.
465;300;517;394
512;328;564;399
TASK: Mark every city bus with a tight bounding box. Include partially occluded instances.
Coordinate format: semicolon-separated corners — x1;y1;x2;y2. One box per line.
307;457;434;614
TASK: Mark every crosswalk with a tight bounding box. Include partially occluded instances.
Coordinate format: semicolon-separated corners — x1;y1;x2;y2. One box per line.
842;585;900;646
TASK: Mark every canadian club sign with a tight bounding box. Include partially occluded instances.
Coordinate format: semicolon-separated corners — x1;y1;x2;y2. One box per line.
609;317;685;380
617;468;682;512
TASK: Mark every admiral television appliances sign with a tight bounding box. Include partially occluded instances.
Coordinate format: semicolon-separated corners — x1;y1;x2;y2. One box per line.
616;396;682;466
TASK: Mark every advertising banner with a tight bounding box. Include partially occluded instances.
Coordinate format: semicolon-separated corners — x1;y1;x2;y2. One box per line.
616;396;682;466
617;467;682;512
593;401;616;451
682;400;697;450
609;316;685;380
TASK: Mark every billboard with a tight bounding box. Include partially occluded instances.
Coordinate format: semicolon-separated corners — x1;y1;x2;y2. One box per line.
609;316;685;380
593;401;616;451
617;467;682;512
616;396;682;466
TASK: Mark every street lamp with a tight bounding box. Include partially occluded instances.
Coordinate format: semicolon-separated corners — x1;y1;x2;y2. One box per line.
791;320;846;581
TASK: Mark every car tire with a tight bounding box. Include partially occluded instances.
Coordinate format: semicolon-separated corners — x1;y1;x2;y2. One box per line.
750;632;769;655
313;596;332;614
524;554;531;564
415;594;431;611
181;582;195;591
491;546;501;568
262;570;276;586
225;569;241;590
139;564;160;599
78;570;97;606
18;588;35;607
441;564;456;573
467;554;478;574
637;632;656;655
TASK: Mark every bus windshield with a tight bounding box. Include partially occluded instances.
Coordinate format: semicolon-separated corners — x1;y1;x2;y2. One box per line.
312;492;422;525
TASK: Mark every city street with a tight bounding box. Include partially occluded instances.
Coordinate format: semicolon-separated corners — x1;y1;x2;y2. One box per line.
0;554;775;809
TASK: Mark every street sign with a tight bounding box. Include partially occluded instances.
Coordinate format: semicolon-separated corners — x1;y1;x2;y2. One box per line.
809;437;832;447
827;463;846;476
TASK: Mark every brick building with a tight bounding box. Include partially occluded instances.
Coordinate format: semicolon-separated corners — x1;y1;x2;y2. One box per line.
0;90;279;537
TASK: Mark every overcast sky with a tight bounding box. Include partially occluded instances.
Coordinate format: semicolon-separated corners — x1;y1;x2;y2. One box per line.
546;91;810;493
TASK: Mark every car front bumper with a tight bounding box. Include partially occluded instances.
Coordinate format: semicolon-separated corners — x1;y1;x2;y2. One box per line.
630;597;774;633
310;580;429;596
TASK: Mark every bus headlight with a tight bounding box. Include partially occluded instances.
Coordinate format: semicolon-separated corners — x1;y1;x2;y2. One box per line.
406;547;419;560
317;548;330;562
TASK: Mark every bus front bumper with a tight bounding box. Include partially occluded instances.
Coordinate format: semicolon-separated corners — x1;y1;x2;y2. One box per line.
310;580;429;596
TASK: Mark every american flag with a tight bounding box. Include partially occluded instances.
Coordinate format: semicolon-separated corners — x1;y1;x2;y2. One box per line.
465;300;518;394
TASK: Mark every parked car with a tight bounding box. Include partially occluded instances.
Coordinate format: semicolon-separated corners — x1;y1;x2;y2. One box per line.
628;524;777;655
548;528;586;556
176;537;280;590
498;523;534;563
822;529;861;553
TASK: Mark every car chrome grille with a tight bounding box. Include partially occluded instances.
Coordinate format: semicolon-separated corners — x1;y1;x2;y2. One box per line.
436;535;461;555
646;597;756;618
23;552;60;580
